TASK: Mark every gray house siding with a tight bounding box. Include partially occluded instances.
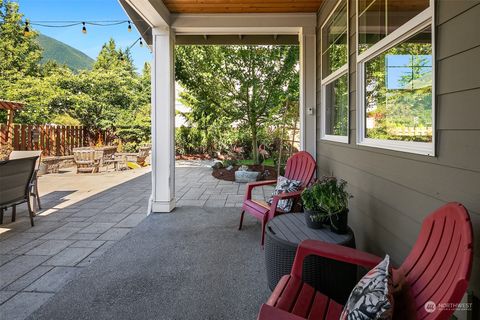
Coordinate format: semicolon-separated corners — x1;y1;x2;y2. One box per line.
316;0;480;309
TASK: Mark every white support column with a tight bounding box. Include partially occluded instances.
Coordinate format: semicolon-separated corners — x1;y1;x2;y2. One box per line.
299;27;317;158
151;27;176;212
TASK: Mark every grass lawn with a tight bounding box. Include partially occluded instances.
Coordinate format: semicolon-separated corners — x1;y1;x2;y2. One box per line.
237;158;275;166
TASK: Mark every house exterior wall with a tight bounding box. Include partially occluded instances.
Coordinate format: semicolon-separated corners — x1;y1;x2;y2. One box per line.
316;0;480;309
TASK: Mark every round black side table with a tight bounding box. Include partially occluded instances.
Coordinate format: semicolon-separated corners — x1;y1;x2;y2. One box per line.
265;213;356;304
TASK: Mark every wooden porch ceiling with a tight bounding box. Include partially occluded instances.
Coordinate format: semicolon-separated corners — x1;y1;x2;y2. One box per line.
162;0;323;13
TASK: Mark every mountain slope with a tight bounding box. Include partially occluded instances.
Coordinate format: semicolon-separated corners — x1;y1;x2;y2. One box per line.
37;34;94;72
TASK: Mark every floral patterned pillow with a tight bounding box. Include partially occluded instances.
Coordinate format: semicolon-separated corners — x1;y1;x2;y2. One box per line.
340;255;394;320
267;176;302;212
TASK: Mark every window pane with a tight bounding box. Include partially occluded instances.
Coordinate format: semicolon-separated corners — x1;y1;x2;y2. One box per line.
364;26;432;142
325;73;349;136
322;0;348;78
358;0;429;54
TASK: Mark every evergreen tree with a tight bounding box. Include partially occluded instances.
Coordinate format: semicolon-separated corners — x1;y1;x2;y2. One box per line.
0;0;42;82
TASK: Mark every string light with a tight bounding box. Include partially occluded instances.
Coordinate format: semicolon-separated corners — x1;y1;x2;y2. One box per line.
23;20;31;36
21;18;150;50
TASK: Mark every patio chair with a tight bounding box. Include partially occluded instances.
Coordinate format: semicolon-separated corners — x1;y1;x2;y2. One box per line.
238;151;316;245
257;202;473;320
73;148;100;173
0;156;39;226
96;146;118;171
9;150;42;210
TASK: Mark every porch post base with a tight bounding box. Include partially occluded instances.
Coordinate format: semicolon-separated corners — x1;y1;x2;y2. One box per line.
151;199;176;213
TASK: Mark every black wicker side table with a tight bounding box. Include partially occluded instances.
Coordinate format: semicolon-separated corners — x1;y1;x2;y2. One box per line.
265;213;356;304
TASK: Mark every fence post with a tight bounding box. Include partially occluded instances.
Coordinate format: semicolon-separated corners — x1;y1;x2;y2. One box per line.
20;124;27;150
68;126;73;154
60;126;65;155
55;126;60;156
48;125;53;156
27;125;32;150
13;124;19;150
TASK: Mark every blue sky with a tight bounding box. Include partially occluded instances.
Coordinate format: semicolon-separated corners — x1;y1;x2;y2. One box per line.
15;0;151;71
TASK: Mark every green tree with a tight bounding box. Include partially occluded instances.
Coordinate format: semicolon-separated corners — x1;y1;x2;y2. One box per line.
115;63;152;151
0;0;41;82
62;39;139;143
175;45;299;163
0;1;152;149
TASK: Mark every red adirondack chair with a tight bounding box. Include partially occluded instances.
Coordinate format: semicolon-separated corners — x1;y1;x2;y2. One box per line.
258;202;473;320
238;151;316;245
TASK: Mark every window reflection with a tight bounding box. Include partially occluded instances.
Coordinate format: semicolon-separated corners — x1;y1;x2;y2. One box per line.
322;1;348;78
364;27;432;142
358;0;430;54
325;74;349;136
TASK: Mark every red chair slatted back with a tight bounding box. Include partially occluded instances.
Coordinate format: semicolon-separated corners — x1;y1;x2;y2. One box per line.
399;202;473;320
284;151;316;188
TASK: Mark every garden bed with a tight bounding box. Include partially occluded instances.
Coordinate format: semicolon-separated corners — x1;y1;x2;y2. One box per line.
176;154;212;160
212;165;277;182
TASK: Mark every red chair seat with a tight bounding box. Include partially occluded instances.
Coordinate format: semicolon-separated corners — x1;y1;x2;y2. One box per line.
242;199;286;220
239;151;317;245
261;275;343;320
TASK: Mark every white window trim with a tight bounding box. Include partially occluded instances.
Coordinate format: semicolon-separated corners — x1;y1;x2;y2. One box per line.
320;0;349;144
356;1;435;156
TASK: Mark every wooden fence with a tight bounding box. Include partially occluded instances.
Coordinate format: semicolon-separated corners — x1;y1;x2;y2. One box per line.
0;124;87;156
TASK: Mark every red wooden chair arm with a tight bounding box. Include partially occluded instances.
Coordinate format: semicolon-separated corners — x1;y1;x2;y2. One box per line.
291;240;383;279
268;190;303;219
274;190;303;200
244;180;277;201
257;304;306;320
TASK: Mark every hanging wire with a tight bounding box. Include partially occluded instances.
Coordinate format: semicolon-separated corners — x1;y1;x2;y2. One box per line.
126;26;151;50
28;20;144;27
23;19;151;50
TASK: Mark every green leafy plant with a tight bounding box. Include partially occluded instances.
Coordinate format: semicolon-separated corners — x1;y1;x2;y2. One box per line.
222;159;238;167
301;176;352;222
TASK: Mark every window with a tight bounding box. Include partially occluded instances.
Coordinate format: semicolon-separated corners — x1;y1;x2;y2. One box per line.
357;0;434;155
321;0;349;143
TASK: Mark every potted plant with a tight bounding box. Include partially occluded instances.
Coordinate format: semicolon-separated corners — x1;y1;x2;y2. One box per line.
301;182;329;229
301;176;352;233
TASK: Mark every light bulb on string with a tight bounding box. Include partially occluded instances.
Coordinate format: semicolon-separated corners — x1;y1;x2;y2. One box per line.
82;22;87;34
128;21;132;32
23;21;31;36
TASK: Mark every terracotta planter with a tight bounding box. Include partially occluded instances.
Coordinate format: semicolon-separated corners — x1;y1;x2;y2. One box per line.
329;209;349;234
304;210;328;229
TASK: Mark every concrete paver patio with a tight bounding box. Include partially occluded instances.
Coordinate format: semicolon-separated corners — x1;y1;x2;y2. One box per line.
175;160;275;207
0;160;273;319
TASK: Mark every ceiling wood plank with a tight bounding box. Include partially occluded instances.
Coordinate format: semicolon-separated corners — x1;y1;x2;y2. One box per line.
162;0;323;13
